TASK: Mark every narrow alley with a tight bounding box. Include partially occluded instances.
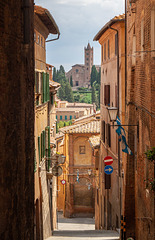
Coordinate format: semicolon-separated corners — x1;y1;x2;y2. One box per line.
46;212;119;240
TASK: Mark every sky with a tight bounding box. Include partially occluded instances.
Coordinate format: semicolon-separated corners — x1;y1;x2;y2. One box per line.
35;0;125;72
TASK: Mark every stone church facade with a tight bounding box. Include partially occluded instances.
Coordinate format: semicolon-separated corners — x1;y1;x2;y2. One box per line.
66;43;100;88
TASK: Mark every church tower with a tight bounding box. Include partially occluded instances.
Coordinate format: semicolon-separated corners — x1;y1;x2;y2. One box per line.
84;43;93;86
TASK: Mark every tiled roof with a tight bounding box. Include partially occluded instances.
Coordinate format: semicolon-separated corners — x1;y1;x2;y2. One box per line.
67;103;94;107
88;135;100;148
49;80;60;88
93;14;125;41
34;5;60;35
60;120;100;134
73;111;100;124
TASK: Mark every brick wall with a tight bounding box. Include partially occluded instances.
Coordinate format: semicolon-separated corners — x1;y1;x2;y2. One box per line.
125;0;155;239
0;1;34;239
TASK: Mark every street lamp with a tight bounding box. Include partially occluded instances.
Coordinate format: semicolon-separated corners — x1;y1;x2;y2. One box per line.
107;107;118;122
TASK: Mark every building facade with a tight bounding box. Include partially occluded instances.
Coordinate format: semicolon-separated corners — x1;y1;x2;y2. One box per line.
94;15;125;231
124;1;155;239
34;5;60;240
56;118;100;218
66;43;100;88
0;1;34;239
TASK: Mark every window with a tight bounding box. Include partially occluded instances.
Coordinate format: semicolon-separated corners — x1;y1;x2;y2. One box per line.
41;37;43;47
65;115;67;120
108;40;110;59
115;33;118;55
51;95;53;105
101;120;105;142
70;115;72;120
76;69;79;73
38;34;40;44
86;58;89;60
41;72;49;103
104;43;106;61
151;6;155;58
76;81;79;86
104;85;110;106
74;115;76;119
35;71;39;94
105;174;111;189
79;146;85;154
56;115;57;119
106;123;111;147
60;115;62;120
34;32;36;42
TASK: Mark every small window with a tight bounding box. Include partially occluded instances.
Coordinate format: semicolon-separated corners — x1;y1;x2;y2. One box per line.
101;120;105;143
60;115;62;120
76;69;79;73
86;58;89;60
104;43;106;61
104;85;110;106
38;34;40;44
65;115;67;120
76;81;79;86
70;115;72;120
74;115;76;119
56;115;57;119
79;146;85;154
34;32;36;42
41;37;43;47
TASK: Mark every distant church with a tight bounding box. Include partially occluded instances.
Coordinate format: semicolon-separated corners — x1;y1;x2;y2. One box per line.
66;43;100;88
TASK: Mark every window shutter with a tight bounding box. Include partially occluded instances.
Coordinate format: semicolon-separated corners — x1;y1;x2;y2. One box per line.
43;130;45;157
106;123;111;147
104;85;106;105
104;85;110;106
46;73;50;101
38;136;41;163
44;73;47;102
101;120;105;142
41;73;44;103
41;132;43;159
105;174;111;189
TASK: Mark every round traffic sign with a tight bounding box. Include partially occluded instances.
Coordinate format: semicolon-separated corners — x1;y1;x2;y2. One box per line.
104;156;113;165
104;165;113;175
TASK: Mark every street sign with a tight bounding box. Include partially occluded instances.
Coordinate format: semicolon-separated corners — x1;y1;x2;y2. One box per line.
104;156;113;165
61;179;66;185
104;165;113;175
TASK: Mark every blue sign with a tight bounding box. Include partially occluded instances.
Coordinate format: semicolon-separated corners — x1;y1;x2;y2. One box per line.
104;165;113;175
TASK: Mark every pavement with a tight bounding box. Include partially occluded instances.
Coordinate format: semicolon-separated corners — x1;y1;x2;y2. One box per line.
45;212;120;240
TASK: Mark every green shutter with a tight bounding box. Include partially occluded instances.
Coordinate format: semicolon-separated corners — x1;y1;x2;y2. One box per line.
44;73;47;102
45;126;51;171
42;72;46;103
41;132;43;160
38;136;41;163
35;71;37;93
46;73;50;101
43;130;45;157
41;73;44;103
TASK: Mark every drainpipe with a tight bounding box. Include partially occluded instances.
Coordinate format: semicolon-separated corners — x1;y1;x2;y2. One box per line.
23;0;31;44
125;0;127;109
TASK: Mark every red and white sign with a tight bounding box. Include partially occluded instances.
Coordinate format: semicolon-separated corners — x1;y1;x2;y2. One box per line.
61;179;66;185
104;156;113;165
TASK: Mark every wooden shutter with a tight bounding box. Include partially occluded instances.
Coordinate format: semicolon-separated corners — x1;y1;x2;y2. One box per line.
46;73;50;101
105;174;111;189
104;85;110;106
107;123;111;147
101;120;105;142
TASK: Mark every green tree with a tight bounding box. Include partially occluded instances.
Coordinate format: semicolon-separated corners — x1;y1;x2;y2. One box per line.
53;67;57;81
92;82;97;103
70;75;73;87
65;82;74;102
90;65;98;87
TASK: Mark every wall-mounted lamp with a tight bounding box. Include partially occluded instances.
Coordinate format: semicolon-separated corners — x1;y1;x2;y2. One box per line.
107;107;118;122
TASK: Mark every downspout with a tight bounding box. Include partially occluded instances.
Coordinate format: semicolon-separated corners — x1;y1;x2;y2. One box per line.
125;0;127;109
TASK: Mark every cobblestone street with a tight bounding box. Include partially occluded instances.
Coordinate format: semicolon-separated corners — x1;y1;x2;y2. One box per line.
46;212;119;240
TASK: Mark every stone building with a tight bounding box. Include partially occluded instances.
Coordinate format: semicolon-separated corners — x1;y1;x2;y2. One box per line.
66;43;100;88
93;14;125;231
56;117;100;218
124;1;155;239
34;5;60;239
55;101;96;122
0;0;34;239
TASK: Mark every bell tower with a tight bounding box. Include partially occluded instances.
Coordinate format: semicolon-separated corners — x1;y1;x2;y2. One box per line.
84;43;93;85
